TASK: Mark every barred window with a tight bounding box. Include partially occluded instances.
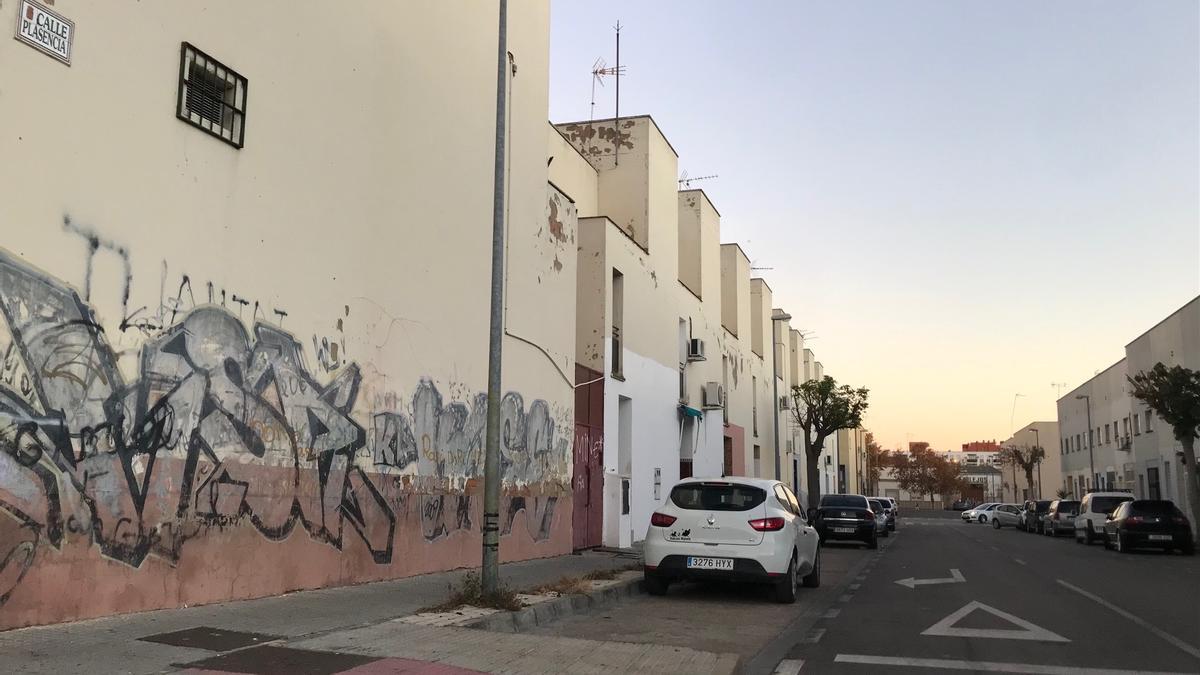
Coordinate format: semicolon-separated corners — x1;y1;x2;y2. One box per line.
177;43;247;148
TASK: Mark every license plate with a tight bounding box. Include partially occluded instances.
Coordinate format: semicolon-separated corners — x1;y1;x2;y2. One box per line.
832;527;855;534
686;556;733;570
1148;534;1172;541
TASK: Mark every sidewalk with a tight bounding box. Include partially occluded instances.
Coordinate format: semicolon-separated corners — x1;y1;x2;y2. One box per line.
0;549;736;674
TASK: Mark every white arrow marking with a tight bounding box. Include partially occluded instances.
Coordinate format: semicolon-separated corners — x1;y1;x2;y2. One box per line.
921;600;1069;642
895;568;965;588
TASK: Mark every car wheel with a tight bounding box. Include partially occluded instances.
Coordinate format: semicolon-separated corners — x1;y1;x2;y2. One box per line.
774;556;798;604
1103;533;1113;550
978;515;987;523
1117;533;1132;554
802;548;821;588
867;533;878;550
992;518;1001;529
644;574;669;596
881;527;890;538
1084;523;1095;545
1074;528;1084;543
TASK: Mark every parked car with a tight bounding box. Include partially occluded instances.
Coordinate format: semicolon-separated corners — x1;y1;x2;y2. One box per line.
1042;499;1080;537
990;504;1023;528
868;499;891;537
870;496;897;531
1019;500;1052;533
812;493;878;549
962;503;998;523
643;477;820;603
950;499;976;511
1075;492;1134;545
1103;500;1195;555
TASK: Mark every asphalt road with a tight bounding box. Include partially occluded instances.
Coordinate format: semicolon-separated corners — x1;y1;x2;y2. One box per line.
783;511;1200;674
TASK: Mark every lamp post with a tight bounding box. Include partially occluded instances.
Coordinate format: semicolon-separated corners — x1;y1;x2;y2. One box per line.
1075;395;1095;493
770;312;792;482
1029;427;1041;499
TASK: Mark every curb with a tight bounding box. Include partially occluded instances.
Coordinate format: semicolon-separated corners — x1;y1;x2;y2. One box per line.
466;577;644;633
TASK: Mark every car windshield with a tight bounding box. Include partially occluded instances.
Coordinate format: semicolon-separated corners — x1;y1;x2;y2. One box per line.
1091;496;1133;514
820;495;867;508
1035;501;1051;512
669;483;766;511
1128;501;1183;516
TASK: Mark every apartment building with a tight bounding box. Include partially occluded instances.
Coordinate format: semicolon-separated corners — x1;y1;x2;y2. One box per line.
1058;296;1198;514
550;116;824;547
0;2;576;630
1000;422;1061;502
945;449;1001;467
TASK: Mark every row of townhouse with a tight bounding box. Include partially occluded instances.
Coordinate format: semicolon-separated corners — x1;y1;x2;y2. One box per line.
1000;421;1063;503
0;2;854;629
547;116;846;549
1056;297;1198;514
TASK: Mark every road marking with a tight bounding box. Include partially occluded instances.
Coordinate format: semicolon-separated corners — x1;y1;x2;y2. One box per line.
823;608;840;619
921;601;1069;642
849;583;861;590
833;654;1190;674
837;594;853;603
1057;579;1200;660
800;628;825;644
1014;558;1027;566
895;568;965;589
772;659;804;674
990;545;1000;551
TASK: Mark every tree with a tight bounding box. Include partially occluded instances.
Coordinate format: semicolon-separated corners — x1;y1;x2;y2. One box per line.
934;458;968;506
864;433;891;496
894;445;943;507
1000;445;1046;501
1056;487;1070;499
789;376;869;509
1128;363;1200;534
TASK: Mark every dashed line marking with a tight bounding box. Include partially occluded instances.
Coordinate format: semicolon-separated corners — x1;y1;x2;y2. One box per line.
800;628;825;644
823;608;841;619
772;659;804;675
849;583;861;590
1014;558;1027;566
838;594;853;603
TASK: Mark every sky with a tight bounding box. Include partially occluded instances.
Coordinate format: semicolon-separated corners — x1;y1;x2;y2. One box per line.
548;0;1200;452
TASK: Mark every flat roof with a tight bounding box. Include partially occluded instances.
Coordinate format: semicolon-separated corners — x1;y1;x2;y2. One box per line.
720;241;751;263
678;188;722;218
1124;295;1199;348
551;114;680;158
1057;357;1128;404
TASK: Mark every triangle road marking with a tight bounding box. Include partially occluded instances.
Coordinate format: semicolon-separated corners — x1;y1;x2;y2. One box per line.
921;601;1069;643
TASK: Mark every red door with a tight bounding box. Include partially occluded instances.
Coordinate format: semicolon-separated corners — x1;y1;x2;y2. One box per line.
573;366;604;550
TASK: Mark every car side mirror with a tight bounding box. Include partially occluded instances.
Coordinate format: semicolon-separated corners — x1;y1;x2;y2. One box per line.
807;507;817;520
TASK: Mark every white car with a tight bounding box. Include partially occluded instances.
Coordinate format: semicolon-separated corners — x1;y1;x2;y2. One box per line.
990;504;1023;528
962;503;999;523
643;477;820;603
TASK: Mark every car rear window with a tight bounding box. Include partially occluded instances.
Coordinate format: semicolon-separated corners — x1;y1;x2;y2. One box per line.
868;500;885;511
670;483;766;511
1128;500;1182;516
1035;501;1051;512
1054;501;1080;513
1090;496;1132;514
820;495;868;508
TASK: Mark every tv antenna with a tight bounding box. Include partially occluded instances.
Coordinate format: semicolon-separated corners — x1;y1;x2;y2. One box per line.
678;170;719;189
1051;382;1068;398
589;56;624;122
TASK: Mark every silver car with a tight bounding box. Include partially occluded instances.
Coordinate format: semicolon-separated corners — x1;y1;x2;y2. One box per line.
990;504;1023;529
868;499;891;538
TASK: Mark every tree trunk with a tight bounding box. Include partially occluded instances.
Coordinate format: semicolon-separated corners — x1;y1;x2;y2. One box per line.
1023;467;1036;502
1181;434;1200;537
804;433;825;511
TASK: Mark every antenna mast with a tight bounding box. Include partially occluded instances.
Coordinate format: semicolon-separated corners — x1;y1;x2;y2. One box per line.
614;20;622;165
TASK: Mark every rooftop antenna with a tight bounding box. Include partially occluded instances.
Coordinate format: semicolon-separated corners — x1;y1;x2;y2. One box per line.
678;170;719;189
589;57;621;122
1051;382;1068;398
613;20;622;166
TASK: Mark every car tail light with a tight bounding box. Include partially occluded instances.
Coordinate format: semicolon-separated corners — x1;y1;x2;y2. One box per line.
650;512;677;527
1125;516;1143;525
1172;516;1188;525
748;517;786;531
861;510;875;520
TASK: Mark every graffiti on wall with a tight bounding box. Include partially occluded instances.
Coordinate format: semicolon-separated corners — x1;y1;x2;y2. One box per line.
0;248;569;608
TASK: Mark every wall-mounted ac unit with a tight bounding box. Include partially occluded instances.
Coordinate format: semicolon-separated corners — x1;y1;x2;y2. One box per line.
687;338;706;362
778;395;790;410
702;381;724;409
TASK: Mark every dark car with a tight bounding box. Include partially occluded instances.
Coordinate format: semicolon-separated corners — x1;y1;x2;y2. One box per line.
1103;500;1195;555
811;494;878;549
1043;499;1080;537
1019;500;1052;533
950;499;975;511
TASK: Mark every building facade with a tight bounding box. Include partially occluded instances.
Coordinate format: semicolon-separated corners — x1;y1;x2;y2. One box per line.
1058;297;1198;516
1001;422;1061;503
0;1;578;630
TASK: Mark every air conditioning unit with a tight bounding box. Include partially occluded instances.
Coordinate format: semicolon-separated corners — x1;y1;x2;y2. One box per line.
702;381;724;409
778;395;790;410
687;338;706;362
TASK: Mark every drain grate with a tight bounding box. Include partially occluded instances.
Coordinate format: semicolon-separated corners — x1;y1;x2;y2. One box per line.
139;626;281;652
180;645;380;675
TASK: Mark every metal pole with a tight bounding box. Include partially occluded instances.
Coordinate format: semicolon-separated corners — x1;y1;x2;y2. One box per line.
771;330;781;481
1084;397;1094;492
1030;427;1041;499
481;0;508;595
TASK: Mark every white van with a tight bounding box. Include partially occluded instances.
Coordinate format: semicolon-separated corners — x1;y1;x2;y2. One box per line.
1074;491;1134;544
